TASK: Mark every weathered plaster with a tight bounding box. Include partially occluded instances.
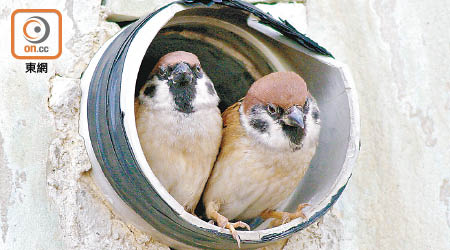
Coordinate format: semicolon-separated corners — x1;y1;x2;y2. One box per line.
0;52;64;250
102;0;307;21
440;179;450;229
304;0;450;249
46;76;170;250
283;208;343;250
0;132;12;243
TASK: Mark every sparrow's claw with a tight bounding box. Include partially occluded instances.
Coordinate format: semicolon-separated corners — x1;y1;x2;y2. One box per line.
260;203;309;227
231;221;251;231
206;201;251;248
212;211;250;248
295;203;309;218
225;221;240;248
223;221;251;248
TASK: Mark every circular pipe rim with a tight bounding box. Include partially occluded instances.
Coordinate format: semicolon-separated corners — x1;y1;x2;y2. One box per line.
81;1;360;249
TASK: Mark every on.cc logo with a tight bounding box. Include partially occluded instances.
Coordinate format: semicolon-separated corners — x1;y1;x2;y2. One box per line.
11;9;62;59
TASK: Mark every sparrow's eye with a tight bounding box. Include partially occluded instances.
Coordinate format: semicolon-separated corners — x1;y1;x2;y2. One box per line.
296;106;306;117
193;64;203;78
298;106;307;119
267;104;277;115
303;98;309;109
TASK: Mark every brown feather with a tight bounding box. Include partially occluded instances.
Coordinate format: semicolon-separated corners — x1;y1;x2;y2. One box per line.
220;102;246;150
151;51;200;74
242;72;309;113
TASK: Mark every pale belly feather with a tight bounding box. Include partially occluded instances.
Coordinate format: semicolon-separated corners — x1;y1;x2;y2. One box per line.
136;106;221;212
204;137;314;220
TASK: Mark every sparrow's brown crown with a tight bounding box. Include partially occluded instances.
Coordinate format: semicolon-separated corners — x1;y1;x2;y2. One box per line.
151;51;200;74
242;72;309;114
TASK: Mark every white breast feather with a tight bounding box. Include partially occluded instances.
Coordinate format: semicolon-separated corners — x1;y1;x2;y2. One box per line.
136;75;222;212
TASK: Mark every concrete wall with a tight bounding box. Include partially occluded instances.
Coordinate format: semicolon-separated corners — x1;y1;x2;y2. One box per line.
0;0;449;249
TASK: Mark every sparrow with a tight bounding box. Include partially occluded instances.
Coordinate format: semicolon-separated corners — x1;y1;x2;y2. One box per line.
202;72;321;246
135;51;222;213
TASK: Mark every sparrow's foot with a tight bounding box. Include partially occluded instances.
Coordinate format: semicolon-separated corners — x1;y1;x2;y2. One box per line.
260;203;309;227
217;216;250;248
206;202;250;248
216;213;250;248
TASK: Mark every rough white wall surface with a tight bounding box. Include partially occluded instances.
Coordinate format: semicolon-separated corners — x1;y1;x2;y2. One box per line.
302;0;450;249
0;1;62;246
1;0;450;250
283;209;343;250
102;0;170;22
103;0;307;21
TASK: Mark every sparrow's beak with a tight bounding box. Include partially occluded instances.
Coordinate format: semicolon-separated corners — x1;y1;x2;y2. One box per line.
172;62;193;85
284;106;305;129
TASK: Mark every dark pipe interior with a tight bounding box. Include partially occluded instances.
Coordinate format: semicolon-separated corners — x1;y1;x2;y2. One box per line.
136;24;273;112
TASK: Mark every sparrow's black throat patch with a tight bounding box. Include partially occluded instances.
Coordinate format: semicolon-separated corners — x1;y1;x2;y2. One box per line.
282;123;305;148
282;98;312;148
168;79;197;114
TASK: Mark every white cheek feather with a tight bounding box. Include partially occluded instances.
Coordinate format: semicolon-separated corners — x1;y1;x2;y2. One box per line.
192;74;220;110
138;76;173;111
239;105;292;151
303;102;321;150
